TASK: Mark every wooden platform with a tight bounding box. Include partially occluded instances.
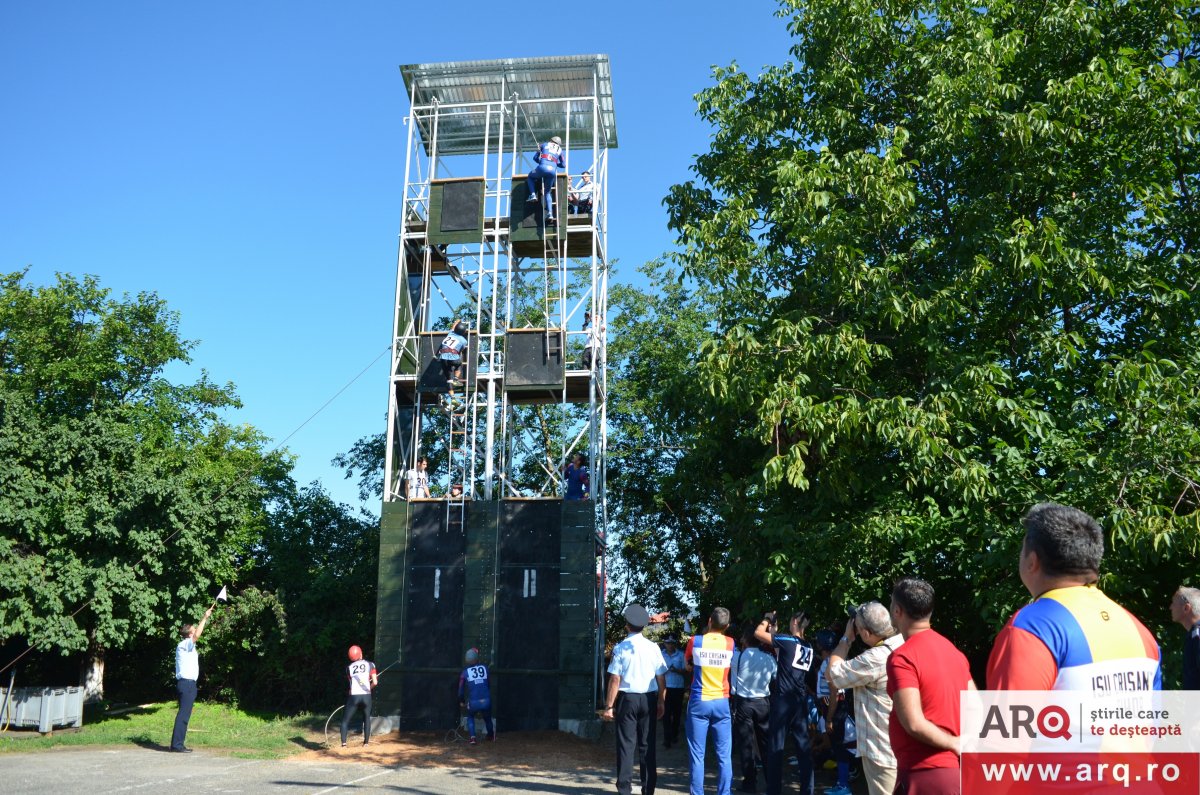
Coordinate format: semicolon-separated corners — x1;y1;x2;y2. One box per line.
394;370;599;405
403;215;597;271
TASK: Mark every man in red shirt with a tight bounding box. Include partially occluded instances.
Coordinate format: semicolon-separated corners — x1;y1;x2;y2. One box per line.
886;577;975;795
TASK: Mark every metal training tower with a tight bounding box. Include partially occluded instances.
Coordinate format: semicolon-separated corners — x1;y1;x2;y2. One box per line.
375;54;615;734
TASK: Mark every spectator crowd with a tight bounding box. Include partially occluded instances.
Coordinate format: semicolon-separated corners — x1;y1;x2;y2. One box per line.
603;503;1196;795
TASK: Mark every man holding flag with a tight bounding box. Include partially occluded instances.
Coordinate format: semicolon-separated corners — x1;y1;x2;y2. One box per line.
170;587;226;752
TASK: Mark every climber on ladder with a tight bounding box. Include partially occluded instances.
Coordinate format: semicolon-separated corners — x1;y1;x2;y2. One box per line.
527;135;565;224
438;319;469;411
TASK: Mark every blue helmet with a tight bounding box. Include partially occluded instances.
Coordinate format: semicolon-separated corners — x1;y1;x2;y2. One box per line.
814;629;839;653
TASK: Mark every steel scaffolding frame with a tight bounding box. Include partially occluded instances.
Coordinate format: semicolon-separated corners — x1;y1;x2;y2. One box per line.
383;54;613;523
382;57;614;712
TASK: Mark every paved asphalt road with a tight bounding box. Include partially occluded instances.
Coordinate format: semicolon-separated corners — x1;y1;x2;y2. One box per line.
0;746;702;795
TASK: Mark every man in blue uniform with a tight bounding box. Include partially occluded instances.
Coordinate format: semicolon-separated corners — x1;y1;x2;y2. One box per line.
527;135;565;221
458;647;494;744
754;610;815;795
564;452;589;500
661;636;687;748
438;320;468;406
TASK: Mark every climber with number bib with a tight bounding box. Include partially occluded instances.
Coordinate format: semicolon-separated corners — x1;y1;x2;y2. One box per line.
754;610;816;795
438;320;469;410
526;135;566;222
341;645;378;748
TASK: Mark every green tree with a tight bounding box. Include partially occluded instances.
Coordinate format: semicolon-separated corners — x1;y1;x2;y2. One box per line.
0;271;286;699
660;0;1200;658
334;432;386;503
200;482;379;712
605;262;769;617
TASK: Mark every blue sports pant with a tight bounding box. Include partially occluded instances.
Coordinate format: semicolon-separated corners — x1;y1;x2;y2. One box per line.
527;167;556;218
170;678;197;751
686;696;732;795
465;697;494;739
765;693;813;795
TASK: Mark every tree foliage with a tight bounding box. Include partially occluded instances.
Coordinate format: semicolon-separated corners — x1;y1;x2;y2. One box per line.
628;0;1200;665
0;271;287;696
201;483;380;711
606;263;771;617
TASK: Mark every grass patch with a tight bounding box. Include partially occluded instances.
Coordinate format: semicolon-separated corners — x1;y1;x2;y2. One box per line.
0;702;321;759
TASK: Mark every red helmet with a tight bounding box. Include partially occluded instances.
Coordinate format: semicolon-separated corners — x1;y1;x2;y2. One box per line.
348;645;363;662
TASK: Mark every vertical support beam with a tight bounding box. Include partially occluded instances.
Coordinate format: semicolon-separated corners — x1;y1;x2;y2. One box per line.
384;78;421;500
463;501;499;664
560;500;598;724
374;500;412;727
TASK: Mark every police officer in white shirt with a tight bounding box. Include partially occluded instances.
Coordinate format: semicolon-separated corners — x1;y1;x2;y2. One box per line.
603;604;668;795
170;604;214;752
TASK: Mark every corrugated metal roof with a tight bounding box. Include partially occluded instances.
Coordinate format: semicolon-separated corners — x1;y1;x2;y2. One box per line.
400;54;617;156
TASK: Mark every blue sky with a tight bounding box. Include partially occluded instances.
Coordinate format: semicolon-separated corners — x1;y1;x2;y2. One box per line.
1;1;795;510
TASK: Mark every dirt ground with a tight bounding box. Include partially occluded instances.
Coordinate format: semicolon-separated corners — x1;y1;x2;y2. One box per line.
294;726;865;794
295;727;613;772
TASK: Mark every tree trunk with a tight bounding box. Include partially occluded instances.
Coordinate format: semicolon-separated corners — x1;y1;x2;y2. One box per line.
81;641;105;704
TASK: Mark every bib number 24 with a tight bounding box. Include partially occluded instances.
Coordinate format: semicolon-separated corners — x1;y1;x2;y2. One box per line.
791;644;813;671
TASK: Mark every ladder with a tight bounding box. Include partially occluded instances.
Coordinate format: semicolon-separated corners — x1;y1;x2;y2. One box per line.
445;476;466;545
443;376;471;501
541;187;564;362
444;383;468;617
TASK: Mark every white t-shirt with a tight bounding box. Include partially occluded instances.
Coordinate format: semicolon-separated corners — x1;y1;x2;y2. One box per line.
406;468;428;498
608;632;668;694
176;638;199;681
571;178;594;199
348;660;375;695
816;658;831;698
584;326;604;353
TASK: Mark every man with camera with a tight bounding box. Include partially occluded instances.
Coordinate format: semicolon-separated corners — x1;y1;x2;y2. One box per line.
826;601;904;795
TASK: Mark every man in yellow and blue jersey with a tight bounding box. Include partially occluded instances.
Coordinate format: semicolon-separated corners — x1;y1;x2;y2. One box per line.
988;503;1162;691
685;607;736;795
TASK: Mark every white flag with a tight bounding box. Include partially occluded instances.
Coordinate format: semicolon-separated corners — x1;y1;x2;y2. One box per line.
216;586;228;602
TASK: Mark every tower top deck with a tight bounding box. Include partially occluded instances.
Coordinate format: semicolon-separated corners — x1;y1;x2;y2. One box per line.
400;54;618;155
